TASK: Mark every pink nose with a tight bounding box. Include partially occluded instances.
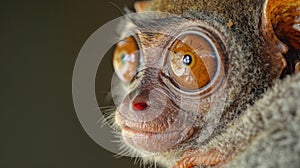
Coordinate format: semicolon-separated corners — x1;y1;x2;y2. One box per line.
132;102;148;111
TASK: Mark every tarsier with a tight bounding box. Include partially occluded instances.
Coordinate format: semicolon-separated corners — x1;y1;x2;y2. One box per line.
110;0;300;167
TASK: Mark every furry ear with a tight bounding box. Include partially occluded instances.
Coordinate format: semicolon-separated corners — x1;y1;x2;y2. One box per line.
262;0;300;76
134;1;151;12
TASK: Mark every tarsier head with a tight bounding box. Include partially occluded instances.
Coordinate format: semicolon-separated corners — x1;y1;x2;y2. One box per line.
110;0;300;167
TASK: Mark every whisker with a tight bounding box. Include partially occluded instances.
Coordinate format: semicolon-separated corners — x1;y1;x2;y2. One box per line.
95;105;117;128
96;105;116;110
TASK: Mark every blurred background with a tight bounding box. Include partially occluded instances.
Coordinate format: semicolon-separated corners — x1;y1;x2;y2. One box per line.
0;0;142;167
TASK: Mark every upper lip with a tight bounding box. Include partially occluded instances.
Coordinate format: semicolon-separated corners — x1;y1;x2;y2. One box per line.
122;125;181;135
116;110;178;134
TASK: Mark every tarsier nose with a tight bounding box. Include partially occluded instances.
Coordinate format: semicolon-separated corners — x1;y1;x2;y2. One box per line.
132;102;148;111
131;91;149;111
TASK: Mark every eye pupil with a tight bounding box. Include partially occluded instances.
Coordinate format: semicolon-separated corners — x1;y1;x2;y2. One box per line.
182;54;192;65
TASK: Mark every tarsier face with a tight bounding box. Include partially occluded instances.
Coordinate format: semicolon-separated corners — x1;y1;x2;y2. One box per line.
109;0;300;166
112;14;228;154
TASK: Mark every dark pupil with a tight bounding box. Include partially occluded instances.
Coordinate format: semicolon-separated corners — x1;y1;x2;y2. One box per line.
182;54;192;65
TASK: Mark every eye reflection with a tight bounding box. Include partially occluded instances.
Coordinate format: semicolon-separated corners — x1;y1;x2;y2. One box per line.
182;54;192;65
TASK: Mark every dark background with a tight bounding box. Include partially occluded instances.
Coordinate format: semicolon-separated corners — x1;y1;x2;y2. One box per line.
0;0;141;167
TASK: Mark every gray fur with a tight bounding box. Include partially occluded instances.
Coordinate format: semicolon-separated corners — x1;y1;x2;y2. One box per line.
222;73;300;168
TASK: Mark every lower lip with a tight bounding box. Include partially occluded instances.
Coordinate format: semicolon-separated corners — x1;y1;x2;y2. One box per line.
122;126;194;153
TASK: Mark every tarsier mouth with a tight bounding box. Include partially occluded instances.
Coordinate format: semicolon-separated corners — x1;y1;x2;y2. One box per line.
115;111;196;153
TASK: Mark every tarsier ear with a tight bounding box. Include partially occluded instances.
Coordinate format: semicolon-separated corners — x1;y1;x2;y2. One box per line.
134;1;151;12
262;0;300;77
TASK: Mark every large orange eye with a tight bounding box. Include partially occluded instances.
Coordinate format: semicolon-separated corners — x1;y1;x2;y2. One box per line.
168;33;219;90
113;36;139;83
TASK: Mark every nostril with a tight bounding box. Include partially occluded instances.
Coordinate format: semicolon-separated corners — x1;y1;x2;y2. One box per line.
132;102;148;111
